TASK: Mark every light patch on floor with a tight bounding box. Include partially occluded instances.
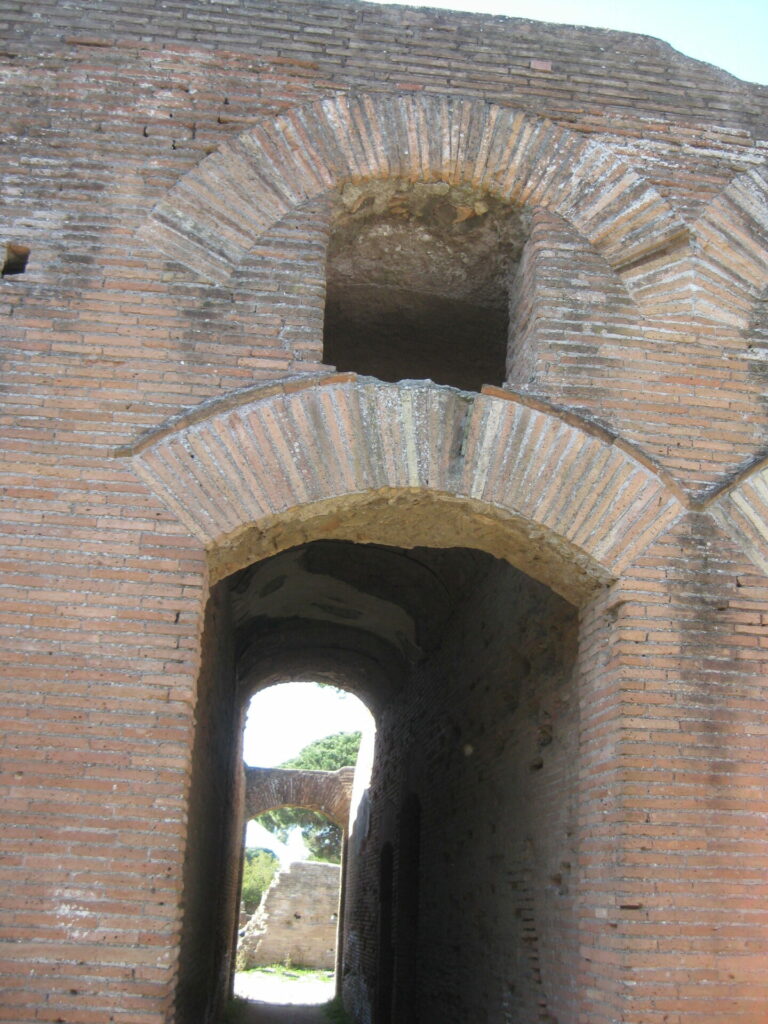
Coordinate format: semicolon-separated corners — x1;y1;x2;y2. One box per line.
234;970;335;1006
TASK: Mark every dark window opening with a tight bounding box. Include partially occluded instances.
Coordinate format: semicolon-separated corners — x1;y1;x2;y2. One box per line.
323;181;529;393
2;242;30;277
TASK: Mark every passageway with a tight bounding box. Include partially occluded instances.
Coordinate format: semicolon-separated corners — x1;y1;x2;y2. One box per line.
234;1003;326;1024
178;539;580;1024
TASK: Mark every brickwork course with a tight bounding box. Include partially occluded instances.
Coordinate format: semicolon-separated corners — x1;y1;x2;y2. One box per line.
2;1;768;1022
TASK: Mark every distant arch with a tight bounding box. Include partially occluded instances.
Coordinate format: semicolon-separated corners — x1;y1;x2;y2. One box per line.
244;766;355;829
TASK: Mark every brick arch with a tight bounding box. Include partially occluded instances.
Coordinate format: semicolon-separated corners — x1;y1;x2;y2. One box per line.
237;634;401;715
139;91;687;313
708;458;768;576
245;766;355;829
121;375;685;605
694;164;768;327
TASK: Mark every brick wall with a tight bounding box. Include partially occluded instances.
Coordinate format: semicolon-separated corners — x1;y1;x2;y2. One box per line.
577;514;768;1023
238;861;340;970
342;558;579;1024
2;1;768;1022
175;585;240;1024
244;765;355;828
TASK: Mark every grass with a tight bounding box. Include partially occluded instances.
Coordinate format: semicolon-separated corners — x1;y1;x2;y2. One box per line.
240;962;334;982
229;964;350;1021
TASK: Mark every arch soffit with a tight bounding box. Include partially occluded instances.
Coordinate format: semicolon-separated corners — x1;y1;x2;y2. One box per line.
236;634;399;715
139;91;689;314
121;375;686;605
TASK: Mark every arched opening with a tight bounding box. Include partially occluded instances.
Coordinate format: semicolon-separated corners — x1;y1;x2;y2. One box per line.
128;376;683;1023
176;536;581;1024
234;683;373;1005
322;180;529;392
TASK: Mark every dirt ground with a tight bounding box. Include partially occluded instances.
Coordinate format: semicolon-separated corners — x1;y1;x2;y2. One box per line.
236;1003;327;1024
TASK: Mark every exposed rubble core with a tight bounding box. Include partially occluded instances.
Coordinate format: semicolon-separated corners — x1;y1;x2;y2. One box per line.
324;180;528;389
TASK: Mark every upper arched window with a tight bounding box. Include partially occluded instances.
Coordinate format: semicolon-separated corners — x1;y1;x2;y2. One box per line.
323;180;528;393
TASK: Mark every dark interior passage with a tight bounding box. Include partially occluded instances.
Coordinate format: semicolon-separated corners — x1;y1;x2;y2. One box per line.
178;539;580;1024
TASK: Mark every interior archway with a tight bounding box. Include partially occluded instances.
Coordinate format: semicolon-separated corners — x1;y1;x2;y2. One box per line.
125;376;685;1024
177;538;581;1024
124;376;685;607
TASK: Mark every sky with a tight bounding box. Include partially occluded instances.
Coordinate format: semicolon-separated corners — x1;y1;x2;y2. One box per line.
243;683;373;857
363;0;768;86
243;682;373;768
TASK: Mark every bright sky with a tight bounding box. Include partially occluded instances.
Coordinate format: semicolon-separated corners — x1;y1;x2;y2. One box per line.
365;0;768;85
243;683;373;858
243;682;373;768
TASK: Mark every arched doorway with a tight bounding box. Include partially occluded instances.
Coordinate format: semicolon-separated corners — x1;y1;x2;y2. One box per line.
118;80;759;1024
236;683;372;1004
176;538;581;1022
125;376;684;1023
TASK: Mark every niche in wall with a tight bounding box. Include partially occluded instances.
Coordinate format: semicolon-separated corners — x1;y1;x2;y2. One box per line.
323;181;529;392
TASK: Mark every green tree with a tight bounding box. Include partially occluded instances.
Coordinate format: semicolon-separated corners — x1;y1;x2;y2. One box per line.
281;731;361;772
257;731;361;864
240;847;279;913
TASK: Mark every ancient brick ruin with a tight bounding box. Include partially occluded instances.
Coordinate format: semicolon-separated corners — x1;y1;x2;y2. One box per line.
2;1;768;1022
238;860;341;971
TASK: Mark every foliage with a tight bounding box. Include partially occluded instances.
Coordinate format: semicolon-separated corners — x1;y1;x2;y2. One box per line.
280;731;362;771
240;847;278;913
257;731;362;864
